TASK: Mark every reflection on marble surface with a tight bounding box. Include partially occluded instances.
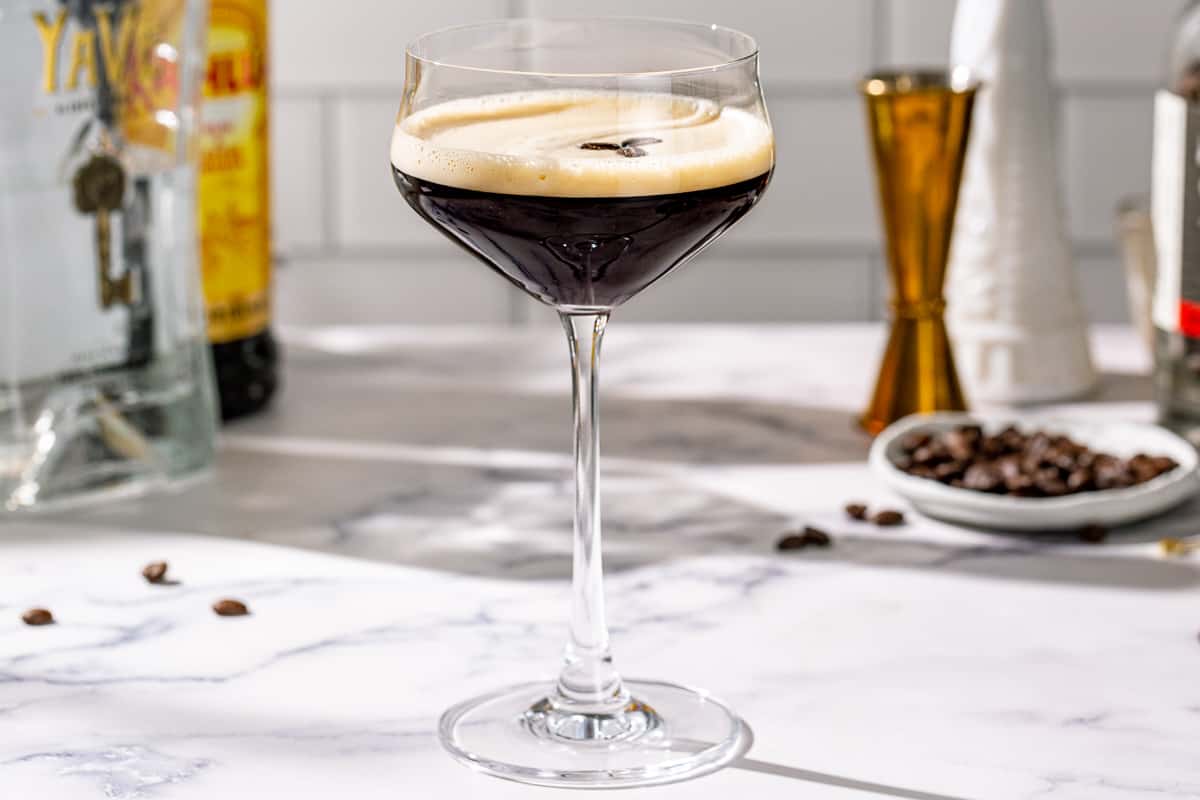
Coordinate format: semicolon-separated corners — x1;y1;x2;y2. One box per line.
4;325;1199;798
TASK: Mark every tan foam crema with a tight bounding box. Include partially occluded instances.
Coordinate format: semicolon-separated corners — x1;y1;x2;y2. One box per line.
390;90;774;198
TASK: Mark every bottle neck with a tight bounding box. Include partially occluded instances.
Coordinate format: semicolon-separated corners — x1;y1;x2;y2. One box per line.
1169;4;1200;96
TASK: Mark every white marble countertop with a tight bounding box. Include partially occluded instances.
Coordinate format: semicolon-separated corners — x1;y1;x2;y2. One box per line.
3;324;1199;799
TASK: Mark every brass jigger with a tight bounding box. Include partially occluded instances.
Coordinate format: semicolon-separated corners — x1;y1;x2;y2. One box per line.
858;71;979;436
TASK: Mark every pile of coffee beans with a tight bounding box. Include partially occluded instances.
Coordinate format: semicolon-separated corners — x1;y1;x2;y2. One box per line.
895;424;1179;498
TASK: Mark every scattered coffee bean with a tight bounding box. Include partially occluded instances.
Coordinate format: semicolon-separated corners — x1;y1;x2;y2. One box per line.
142;561;169;584
776;533;809;551
1078;524;1108;544
845;502;869;521
212;599;250;617
802;527;833;547
579;141;621;151
894;424;1179;498
873;509;906;527
22;608;54;626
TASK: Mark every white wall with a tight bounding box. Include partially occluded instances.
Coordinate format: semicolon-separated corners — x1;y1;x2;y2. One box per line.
269;0;1186;327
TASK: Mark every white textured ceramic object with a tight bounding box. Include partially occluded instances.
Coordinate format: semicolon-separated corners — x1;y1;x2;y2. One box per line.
948;0;1097;404
870;413;1200;531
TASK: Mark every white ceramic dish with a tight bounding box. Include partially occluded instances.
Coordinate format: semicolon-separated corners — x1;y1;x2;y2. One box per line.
869;413;1200;531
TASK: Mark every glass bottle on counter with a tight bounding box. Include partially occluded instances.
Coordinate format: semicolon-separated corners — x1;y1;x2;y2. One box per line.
198;0;279;420
0;0;217;510
1153;0;1200;445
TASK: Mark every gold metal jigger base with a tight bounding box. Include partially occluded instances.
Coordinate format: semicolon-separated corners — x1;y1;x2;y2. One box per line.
859;314;968;436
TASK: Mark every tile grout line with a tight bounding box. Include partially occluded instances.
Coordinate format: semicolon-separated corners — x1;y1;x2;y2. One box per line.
274;81;1164;103
864;0;886;319
503;0;529;331
318;91;339;255
270;3;1138;326
867;0;889;71
275;240;1123;264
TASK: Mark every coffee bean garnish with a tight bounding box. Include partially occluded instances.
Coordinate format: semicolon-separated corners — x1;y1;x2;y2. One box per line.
894;424;1179;498
212;599;250;617
1078;524;1108;544
22;608;54;626
776;533;809;551
580;138;660;158
873;509;906;527
802;526;833;547
142;561;169;584
845;502;869;521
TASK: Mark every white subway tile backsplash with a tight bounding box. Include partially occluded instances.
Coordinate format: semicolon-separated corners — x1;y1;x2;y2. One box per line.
887;1;1180;86
270;97;325;254
332;97;446;250
266;0;1161;326
327;95;877;253
1050;0;1184;84
522;0;870;84
270;0;508;91
887;0;956;67
617;251;872;323
1078;254;1132;325
275;255;514;326
1062;94;1153;243
735;96;878;247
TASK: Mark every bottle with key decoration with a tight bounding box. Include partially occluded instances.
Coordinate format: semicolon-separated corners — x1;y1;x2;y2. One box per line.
0;0;216;510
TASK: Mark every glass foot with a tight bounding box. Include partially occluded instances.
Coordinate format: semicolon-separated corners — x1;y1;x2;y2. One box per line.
438;678;748;788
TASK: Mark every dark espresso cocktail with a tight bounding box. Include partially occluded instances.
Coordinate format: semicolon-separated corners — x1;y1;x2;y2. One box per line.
391;36;775;782
390;91;774;309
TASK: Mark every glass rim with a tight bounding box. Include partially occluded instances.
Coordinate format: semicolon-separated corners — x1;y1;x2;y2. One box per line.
860;67;981;96
404;17;760;79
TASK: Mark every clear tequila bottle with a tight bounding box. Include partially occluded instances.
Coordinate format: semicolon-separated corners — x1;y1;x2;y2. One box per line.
0;0;216;510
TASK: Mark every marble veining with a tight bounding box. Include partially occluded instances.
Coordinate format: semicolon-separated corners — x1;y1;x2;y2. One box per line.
3;324;1198;799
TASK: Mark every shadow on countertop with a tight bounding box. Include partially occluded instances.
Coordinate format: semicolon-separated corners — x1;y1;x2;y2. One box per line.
36;376;1198;592
730;724;975;800
1091;371;1155;404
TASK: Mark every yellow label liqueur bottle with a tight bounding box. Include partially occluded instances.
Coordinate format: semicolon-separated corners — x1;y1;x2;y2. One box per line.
198;0;278;420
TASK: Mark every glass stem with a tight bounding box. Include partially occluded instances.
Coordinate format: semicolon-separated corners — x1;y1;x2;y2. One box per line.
555;311;628;714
